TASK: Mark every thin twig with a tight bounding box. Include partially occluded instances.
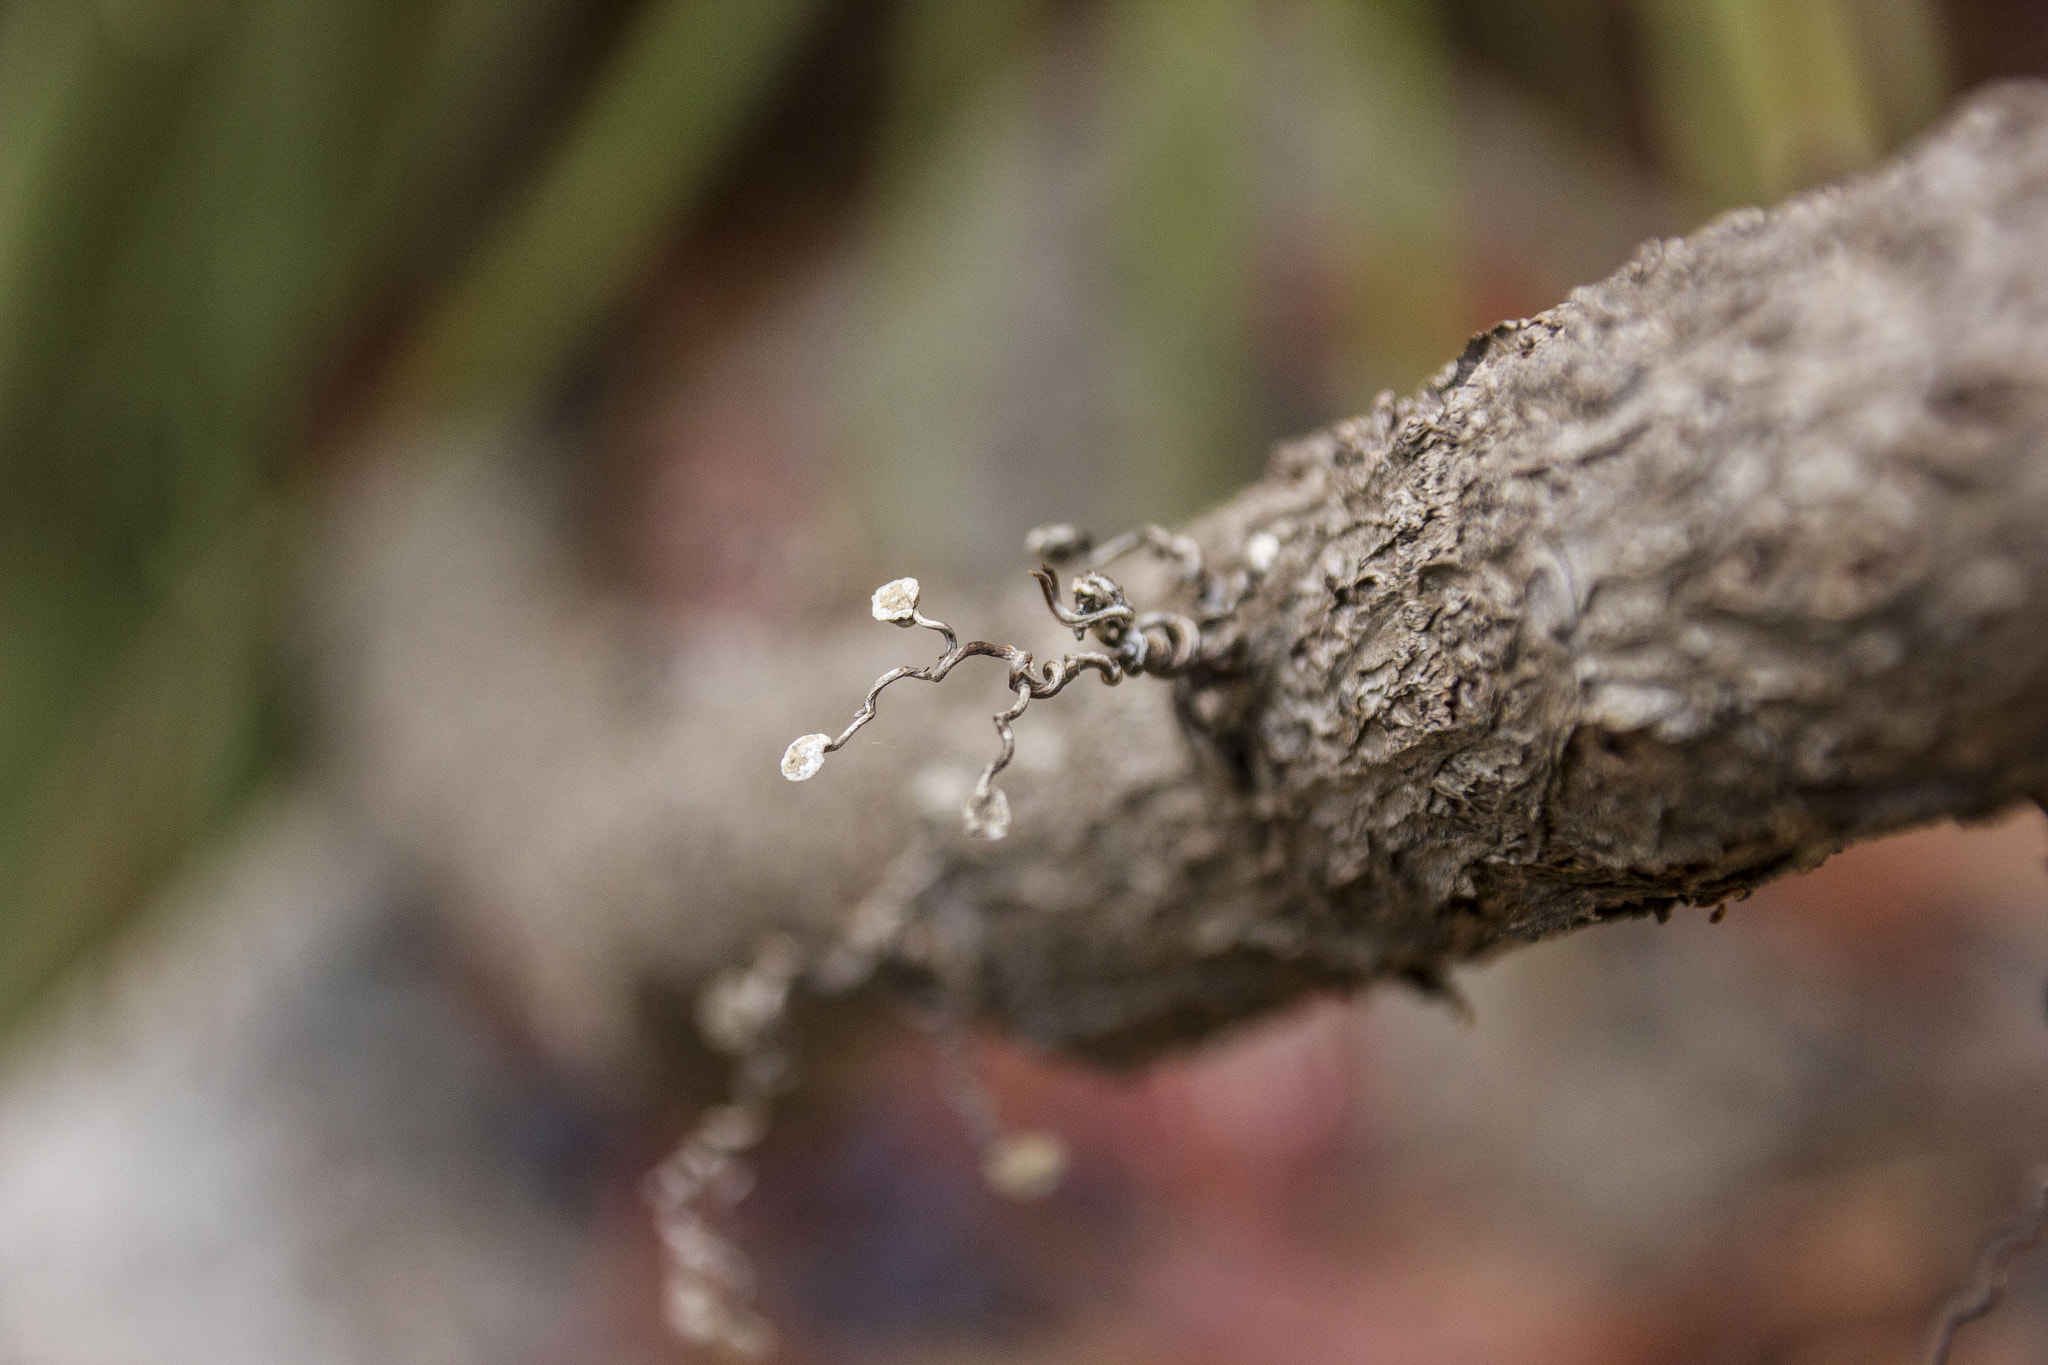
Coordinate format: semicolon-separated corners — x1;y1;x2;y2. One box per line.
1922;1168;2048;1365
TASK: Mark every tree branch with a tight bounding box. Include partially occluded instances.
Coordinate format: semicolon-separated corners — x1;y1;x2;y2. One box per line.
328;82;2048;1071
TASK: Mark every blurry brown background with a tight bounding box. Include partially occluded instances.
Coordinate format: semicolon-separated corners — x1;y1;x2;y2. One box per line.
3;1;2048;1361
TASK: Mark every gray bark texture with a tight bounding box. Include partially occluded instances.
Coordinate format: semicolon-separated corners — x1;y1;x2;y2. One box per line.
329;82;2048;1072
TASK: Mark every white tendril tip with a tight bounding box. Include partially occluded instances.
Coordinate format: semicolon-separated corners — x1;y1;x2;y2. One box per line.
871;577;921;623
983;1131;1068;1199
781;733;829;781
1245;530;1281;573
964;787;1011;840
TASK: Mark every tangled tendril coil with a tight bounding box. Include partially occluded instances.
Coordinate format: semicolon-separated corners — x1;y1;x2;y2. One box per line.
779;524;1220;840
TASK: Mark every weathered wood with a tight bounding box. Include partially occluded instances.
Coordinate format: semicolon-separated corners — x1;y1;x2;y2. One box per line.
332;82;2048;1069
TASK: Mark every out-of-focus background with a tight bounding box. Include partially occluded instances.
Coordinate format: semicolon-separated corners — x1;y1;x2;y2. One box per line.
3;2;2048;1362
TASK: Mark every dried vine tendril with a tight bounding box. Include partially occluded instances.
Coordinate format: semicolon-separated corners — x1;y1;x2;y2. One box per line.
780;523;1217;839
659;523;1274;1356
645;935;802;1357
647;844;1064;1357
1922;1167;2048;1365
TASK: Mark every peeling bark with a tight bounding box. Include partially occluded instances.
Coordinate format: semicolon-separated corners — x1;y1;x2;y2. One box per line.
331;83;2048;1070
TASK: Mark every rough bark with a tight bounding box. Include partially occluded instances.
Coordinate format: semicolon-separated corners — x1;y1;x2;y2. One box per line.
329;82;2048;1071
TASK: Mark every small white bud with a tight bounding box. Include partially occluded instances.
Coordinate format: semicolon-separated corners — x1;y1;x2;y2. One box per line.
871;577;921;623
983;1130;1067;1199
780;733;829;781
963;786;1011;840
1245;530;1281;574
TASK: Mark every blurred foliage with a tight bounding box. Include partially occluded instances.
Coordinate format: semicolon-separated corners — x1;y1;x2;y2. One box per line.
0;0;1964;1028
1099;0;1261;518
0;0;815;1025
1640;0;1880;206
1278;0;1464;411
849;0;1050;563
390;0;824;411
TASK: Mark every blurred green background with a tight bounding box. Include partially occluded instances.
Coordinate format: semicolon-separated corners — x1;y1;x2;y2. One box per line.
0;0;2037;1031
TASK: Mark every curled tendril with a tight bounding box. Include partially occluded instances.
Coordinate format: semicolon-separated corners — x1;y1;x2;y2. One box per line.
1027;521;1205;585
781;528;1214;839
